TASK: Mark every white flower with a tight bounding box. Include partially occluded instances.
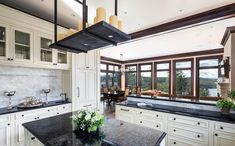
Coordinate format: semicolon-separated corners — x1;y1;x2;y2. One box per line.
85;113;91;121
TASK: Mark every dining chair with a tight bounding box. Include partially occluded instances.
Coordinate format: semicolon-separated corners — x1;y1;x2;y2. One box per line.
131;87;137;94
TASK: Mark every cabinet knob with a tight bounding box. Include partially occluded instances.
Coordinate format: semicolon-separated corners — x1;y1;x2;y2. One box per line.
7;58;10;60
63;107;65;109
156;125;159;127
53;63;57;65
173;142;176;145
197;122;200;125
215;133;218;136
57;112;59;115
7;123;10;126
48;110;50;112
140;121;142;123
156;115;159;117
31;137;35;140
11;58;13;61
197;135;201;138
173;118;176;120
140;112;142;114
22;115;24;117
173;129;176;132
220;126;223;130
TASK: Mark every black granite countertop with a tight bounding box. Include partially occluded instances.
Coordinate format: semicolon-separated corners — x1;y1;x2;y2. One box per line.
23;112;166;146
128;94;216;105
0;100;71;116
117;101;235;124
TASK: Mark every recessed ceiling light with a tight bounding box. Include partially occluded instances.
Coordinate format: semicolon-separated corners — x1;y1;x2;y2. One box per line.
108;35;113;38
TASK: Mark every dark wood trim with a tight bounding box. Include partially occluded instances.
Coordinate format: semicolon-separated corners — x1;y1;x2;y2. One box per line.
0;3;69;29
195;55;223;97
130;3;235;39
221;26;235;46
154;61;171;94
124;48;224;64
173;58;194;96
101;56;124;64
125;64;138;87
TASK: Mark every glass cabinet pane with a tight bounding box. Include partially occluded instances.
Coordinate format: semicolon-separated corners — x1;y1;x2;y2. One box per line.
58;51;67;64
40;37;52;62
0;26;6;57
15;30;30;60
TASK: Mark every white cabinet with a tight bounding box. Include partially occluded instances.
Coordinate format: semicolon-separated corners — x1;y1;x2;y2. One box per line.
0;115;11;146
11;26;34;63
74;69;97;110
115;104;235;146
213;132;235;146
25;129;43;146
35;33;71;69
76;50;97;70
0;22;10;61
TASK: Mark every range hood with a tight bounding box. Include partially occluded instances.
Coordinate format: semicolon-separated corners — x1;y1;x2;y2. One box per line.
49;0;131;53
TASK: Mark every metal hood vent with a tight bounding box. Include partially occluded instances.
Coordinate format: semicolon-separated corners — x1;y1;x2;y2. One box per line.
49;0;131;53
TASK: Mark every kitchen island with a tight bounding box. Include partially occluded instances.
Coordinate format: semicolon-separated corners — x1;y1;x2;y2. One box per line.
23;112;166;146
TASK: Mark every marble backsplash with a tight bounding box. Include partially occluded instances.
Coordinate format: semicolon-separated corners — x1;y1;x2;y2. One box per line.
0;66;63;108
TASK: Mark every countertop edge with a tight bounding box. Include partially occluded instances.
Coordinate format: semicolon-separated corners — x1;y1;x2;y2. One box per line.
116;103;235;125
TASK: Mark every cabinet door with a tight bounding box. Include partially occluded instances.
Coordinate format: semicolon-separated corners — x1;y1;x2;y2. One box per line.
56;50;70;69
76;53;87;69
75;69;87;110
214;132;235;146
36;34;54;65
0;123;11;146
86;50;96;69
12;27;33;63
0;22;10;61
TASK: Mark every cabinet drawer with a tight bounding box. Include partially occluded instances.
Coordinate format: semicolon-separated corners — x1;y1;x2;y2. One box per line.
136;109;164;121
168;137;207;146
56;104;72;114
15;108;48;120
168;114;209;129
168;124;209;145
136;119;163;130
214;122;235;134
0;115;11;123
116;106;135;114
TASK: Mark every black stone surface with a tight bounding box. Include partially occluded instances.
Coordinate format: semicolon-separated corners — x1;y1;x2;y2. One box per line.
117;101;235;124
23;112;166;146
0;100;71;115
128;94;216;105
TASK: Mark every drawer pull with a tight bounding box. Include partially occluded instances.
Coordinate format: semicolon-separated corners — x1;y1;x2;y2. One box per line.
48;110;50;112
220;126;223;130
197;122;200;125
173;129;176;132
197;135;201;138
156;115;159;117
83;104;92;107
215;133;218;136
57;112;60;115
120;108;130;112
140;121;142;123
21;115;24;117
156;125;159;127
173;142;176;145
140;112;142;114
173;118;176;120
31;137;35;140
7;123;10;126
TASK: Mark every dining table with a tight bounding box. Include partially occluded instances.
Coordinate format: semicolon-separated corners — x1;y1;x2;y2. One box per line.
103;91;125;104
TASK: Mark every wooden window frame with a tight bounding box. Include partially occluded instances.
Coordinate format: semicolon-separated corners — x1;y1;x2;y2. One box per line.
154;61;171;94
138;63;153;90
173;58;194;96
100;62;121;87
196;55;223;98
125;64;138;87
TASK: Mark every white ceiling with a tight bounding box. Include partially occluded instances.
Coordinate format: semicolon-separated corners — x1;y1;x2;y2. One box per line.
1;0;235;33
100;17;235;61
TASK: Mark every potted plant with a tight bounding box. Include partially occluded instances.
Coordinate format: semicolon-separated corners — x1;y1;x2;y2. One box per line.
216;99;234;115
73;109;105;134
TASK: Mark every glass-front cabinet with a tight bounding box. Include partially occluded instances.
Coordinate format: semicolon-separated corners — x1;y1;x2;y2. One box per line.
37;33;69;68
12;27;33;62
0;23;10;60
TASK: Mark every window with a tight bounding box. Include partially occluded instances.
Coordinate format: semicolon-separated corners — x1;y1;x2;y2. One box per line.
139;64;152;91
100;62;121;88
155;61;171;93
173;59;193;96
197;56;222;98
125;65;137;88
